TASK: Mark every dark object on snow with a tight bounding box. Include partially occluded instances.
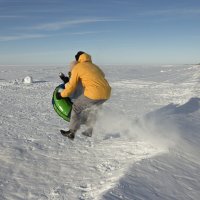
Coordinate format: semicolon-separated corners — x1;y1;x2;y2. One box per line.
60;129;75;140
82;128;93;137
59;72;69;83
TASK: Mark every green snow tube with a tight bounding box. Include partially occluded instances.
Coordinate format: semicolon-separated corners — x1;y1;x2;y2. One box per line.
52;84;73;121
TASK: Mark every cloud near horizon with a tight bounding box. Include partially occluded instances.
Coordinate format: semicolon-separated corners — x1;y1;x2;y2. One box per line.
0;17;120;42
28;18;122;31
0;34;47;42
0;30;111;42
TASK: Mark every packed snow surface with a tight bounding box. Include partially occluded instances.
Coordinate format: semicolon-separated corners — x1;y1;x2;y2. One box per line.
0;64;200;200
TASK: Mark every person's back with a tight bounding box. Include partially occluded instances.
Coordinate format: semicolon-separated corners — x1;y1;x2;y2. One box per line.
73;53;111;100
61;53;111;100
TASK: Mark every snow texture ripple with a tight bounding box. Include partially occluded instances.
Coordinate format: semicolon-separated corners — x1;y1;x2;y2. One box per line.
0;64;200;200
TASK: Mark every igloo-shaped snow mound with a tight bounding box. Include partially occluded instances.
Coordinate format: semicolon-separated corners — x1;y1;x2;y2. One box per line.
23;76;33;84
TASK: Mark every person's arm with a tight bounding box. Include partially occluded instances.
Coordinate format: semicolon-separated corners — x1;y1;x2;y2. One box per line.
60;68;79;97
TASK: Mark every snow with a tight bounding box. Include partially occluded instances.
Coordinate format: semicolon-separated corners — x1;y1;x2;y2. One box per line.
0;64;200;200
23;76;33;84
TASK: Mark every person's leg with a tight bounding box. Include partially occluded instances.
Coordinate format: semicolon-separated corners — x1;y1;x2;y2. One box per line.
62;95;106;139
60;95;90;139
69;95;90;133
81;100;106;137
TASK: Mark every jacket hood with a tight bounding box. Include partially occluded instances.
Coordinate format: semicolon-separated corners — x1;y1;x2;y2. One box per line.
78;53;92;63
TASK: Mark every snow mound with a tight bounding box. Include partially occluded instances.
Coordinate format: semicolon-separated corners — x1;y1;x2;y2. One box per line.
23;76;33;84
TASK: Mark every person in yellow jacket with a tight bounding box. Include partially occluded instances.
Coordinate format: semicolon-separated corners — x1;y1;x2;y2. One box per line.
56;51;111;140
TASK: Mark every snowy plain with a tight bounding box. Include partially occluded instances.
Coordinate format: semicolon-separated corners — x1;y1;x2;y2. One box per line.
0;64;200;200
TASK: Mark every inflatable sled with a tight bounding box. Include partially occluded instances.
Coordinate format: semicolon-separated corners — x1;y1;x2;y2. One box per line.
52;83;73;121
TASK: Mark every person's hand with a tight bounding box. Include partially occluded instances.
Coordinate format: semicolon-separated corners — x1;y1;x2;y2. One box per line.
59;72;69;83
56;92;62;100
63;76;69;83
66;97;72;104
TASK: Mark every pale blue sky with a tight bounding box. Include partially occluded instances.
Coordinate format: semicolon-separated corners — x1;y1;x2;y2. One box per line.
0;0;200;65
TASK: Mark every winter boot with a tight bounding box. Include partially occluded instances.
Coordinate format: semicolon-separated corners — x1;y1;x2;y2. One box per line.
60;130;75;140
82;128;93;137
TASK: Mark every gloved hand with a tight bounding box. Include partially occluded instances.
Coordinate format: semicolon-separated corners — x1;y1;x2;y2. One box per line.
66;97;72;104
56;92;62;100
59;72;69;83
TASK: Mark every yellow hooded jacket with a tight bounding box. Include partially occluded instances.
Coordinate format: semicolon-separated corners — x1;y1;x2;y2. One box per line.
61;53;111;100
